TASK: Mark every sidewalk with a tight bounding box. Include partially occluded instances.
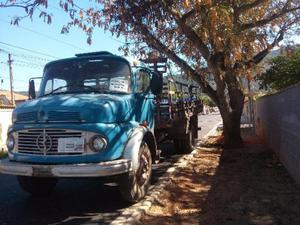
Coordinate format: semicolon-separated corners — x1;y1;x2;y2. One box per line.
138;130;300;225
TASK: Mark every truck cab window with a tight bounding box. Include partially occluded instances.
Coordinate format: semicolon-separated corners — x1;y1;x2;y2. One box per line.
40;59;131;96
136;70;150;93
44;78;67;95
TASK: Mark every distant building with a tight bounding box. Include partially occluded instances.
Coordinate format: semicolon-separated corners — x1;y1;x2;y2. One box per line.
0;91;28;149
0;90;28;106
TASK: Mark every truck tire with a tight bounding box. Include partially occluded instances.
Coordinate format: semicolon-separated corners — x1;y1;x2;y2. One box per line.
17;176;58;196
119;142;152;203
173;130;193;154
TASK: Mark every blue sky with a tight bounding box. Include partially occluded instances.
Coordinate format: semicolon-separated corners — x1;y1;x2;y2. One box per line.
0;1;126;91
0;2;299;92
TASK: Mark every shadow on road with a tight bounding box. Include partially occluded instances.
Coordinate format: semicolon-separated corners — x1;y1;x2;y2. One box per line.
0;143;180;225
4;179;130;225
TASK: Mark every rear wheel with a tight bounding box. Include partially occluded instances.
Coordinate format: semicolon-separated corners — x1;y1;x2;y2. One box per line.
17;176;58;196
119;142;152;203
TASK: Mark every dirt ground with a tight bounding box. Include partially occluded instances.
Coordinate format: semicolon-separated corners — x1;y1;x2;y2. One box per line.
139;132;300;225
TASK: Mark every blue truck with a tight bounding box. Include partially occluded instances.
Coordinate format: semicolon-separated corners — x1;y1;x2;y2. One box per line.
0;52;202;202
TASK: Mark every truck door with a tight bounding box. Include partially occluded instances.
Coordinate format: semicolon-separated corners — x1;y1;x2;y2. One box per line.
134;69;155;129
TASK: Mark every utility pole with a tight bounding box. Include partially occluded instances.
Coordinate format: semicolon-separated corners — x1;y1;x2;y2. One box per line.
8;54;15;106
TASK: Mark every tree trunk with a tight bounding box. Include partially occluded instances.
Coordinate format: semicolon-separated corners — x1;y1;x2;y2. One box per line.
221;109;243;148
217;85;245;149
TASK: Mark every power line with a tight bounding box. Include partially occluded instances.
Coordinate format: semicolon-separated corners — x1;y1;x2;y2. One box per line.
0;47;50;62
1;76;28;83
0;48;50;69
14;59;45;67
0;41;59;59
0;19;88;52
0;54;42;94
13;62;44;69
0;48;10;54
14;53;50;63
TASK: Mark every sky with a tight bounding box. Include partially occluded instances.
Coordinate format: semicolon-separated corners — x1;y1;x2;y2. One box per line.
0;2;300;92
0;1;127;91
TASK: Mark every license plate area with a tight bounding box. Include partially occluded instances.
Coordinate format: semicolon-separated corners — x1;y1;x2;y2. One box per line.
57;137;85;153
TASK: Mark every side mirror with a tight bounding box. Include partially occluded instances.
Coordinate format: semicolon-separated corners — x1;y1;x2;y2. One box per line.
28;79;36;100
150;71;163;95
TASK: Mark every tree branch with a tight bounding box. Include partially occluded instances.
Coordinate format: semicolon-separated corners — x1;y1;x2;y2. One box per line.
128;15;218;103
240;3;300;31
181;8;196;23
237;29;285;69
162;5;210;60
0;0;41;9
236;0;268;15
253;32;284;65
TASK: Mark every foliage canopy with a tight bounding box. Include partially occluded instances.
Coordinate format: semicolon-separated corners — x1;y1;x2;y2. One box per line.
200;95;216;107
258;49;300;91
1;0;300;147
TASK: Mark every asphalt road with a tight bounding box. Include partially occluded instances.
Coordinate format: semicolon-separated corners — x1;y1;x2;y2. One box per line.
198;113;222;139
0;113;221;225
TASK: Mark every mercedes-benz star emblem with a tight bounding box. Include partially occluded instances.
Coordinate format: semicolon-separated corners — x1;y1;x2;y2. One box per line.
36;130;52;154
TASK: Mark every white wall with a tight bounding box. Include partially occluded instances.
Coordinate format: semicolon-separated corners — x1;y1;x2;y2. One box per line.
254;85;300;185
0;109;13;150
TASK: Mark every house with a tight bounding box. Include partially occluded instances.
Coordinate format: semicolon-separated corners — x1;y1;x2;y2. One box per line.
0;90;28;106
0;91;28;149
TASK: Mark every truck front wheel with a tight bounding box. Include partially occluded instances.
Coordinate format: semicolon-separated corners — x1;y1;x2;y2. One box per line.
17;176;58;196
119;142;152;203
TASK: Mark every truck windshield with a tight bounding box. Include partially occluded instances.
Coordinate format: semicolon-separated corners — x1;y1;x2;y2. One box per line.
39;58;131;96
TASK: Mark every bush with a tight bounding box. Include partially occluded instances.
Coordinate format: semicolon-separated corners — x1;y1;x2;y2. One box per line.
200;95;216;107
0;151;8;159
257;49;300;90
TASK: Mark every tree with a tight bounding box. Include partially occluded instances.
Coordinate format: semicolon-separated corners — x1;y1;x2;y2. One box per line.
2;0;300;148
0;0;51;25
200;95;216;107
257;48;300;91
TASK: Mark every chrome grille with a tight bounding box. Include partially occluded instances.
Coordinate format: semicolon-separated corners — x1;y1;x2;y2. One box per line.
17;129;83;155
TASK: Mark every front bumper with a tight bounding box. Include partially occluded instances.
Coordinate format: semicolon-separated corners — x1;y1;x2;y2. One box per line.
0;159;131;177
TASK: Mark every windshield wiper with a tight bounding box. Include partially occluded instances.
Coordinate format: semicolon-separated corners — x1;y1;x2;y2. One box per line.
41;85;72;97
41;84;102;97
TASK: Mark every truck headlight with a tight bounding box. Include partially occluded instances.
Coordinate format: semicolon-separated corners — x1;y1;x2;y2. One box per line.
89;135;107;152
6;134;15;151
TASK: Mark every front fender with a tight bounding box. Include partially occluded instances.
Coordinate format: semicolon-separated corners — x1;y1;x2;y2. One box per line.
122;126;156;172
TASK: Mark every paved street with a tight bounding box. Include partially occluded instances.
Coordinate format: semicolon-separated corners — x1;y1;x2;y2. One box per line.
198;113;222;139
0;114;221;225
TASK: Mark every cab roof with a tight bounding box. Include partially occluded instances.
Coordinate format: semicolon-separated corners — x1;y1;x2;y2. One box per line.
44;51;130;69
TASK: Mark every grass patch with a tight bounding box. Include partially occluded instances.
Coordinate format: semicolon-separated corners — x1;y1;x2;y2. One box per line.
0;151;8;159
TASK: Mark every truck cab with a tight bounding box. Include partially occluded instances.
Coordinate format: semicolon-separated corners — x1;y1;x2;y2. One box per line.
0;51;162;202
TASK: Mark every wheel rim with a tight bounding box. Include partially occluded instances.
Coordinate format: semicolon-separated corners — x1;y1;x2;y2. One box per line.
136;148;151;186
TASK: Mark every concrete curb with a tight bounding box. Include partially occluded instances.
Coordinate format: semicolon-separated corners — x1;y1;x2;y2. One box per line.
110;150;198;225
